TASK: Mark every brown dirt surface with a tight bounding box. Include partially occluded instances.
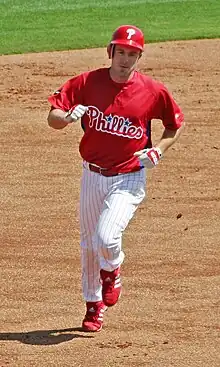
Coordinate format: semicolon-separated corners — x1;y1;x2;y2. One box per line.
1;39;220;367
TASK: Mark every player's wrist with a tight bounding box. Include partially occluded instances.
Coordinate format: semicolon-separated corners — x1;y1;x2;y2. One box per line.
64;110;75;123
155;146;163;158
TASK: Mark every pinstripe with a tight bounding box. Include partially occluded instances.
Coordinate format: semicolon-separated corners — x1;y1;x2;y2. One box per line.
101;196;126;266
81;168;111;301
81;169;92;300
97;190;144;270
87;171;95;300
80;166;146;299
80;169;103;301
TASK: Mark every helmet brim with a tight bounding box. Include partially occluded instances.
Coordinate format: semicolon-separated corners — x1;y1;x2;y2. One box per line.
111;39;143;52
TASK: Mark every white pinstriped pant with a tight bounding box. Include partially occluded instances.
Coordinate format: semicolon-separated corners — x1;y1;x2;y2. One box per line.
80;163;146;302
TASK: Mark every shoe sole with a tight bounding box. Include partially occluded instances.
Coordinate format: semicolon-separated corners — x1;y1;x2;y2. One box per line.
82;305;108;332
82;324;102;332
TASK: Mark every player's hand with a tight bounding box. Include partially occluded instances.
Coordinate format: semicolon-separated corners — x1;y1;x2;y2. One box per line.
65;104;88;122
134;147;162;169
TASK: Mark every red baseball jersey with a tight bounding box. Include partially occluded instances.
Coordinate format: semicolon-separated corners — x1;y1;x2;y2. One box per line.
48;68;184;173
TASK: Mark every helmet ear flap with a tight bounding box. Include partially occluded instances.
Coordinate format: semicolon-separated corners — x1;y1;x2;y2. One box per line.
107;44;115;59
107;44;111;59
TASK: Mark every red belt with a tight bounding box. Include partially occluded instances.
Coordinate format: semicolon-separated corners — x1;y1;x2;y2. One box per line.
88;164;119;177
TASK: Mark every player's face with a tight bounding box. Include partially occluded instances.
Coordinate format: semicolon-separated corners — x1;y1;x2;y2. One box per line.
110;45;141;81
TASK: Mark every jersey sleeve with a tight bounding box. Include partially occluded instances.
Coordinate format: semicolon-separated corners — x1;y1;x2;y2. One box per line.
48;74;85;112
154;83;184;130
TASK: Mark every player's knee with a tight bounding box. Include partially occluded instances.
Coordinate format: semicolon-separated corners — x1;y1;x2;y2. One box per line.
95;232;119;259
95;227;117;248
99;242;121;262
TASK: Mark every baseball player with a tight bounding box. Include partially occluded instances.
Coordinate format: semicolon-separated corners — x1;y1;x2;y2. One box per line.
47;25;184;332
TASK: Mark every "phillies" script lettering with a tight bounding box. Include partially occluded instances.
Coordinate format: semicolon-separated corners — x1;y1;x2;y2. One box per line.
86;106;143;139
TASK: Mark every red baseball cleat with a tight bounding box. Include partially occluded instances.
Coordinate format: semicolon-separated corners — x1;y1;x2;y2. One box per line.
82;301;107;332
100;267;121;307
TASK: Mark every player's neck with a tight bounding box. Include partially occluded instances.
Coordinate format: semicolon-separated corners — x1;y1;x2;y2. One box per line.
109;68;135;84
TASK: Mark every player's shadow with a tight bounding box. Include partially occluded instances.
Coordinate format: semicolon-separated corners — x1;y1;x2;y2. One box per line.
0;327;94;345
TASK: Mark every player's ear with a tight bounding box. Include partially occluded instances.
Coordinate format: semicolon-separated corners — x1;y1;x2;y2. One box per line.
139;52;142;59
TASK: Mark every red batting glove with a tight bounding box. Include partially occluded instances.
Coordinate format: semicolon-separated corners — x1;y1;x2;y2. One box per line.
134;147;162;169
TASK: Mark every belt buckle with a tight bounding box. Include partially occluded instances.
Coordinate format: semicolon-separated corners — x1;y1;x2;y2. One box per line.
88;163;107;175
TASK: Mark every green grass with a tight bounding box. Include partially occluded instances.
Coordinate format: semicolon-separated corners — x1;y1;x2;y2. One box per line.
0;0;220;55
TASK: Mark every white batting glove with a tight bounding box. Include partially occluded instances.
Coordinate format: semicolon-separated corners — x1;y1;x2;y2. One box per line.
134;147;162;169
65;104;88;122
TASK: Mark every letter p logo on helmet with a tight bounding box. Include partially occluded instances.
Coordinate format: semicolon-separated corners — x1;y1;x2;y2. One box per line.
126;28;136;40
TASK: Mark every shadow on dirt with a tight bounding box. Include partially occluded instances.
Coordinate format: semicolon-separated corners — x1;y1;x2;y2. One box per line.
0;327;94;345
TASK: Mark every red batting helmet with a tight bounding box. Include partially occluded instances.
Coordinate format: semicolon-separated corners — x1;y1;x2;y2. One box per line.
107;25;144;58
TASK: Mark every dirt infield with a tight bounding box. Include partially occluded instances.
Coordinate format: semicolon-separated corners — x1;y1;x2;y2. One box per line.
1;39;220;367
